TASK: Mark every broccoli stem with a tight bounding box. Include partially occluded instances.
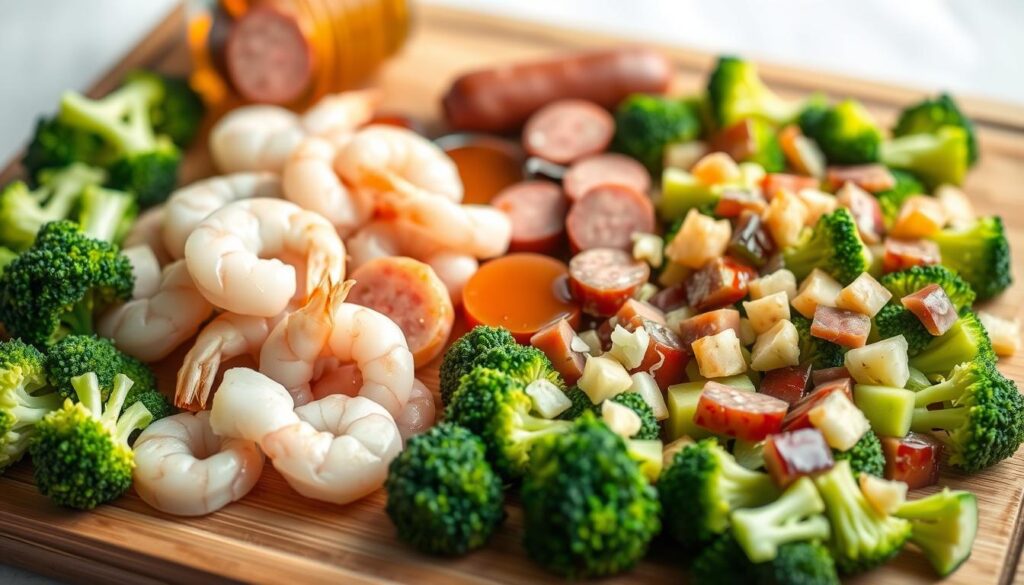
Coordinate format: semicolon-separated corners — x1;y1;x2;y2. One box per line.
722;454;779;510
59;86;157;154
101;374;134;428
911;407;966;433
913;377;963;407
79;188;135;242
11;388;62;424
732;477;829;562
114;401;152;446
62;294;96;337
69;372;103;415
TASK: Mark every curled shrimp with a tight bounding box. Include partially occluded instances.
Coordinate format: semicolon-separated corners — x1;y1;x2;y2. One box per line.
209;368;300;443
184;198;346;317
424;251;479;306
163;173;282;260
210;106;306;174
300;89;379;136
282;135;372;237
384;187;512;260
133;411;264;517
122;245;162;300
123;205;172;267
98;261;215;362
345;220;404;271
395;379;437;442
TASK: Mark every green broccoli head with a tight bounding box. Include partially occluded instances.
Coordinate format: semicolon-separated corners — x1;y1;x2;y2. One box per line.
929;216;1011;300
612;93;701;172
438;325;517;405
76;185;138;244
792;314;846;369
875;169;925;226
873;304;932;357
22;117;107;181
895;489;978;577
910;361;1024;472
782;208;872;285
521;413;660;578
0;247;17;277
124;70;205;147
105;138;181;209
557;386;594;421
659;438;778;549
731;477;831;563
385;422;505;556
737;117;787;172
29;372;152;509
815;460;911;573
707;56;802;129
831;430;884;478
881;126;969;189
879;265;976;311
0;339;60;471
592;392;659;440
799;99;883;165
909;311;995;380
472;344;564;390
692;535;840;585
894;93;978;166
0;163;107;251
444;366;571;478
0;221;133;347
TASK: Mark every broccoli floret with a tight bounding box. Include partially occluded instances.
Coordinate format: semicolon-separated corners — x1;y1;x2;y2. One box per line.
782;208;872;285
557;386;593;421
910;362;1024;472
894;489;978;577
0;163;106;251
77;185;138;244
659;438;779;548
873;304;932;357
875;169;925;226
692;535;840;585
0;339;60;471
29;372;152;509
831;430;884;478
814;460;911;573
799;99;883;165
707;56;803;129
909;311;995;379
791;314;846;369
592;392;659;440
385;422;505;556
445;367;571;478
0;221;133;347
929;216;1011;300
878;265;976;311
737;117;787;172
22;117;107;181
124;70;205;147
438;326;517;406
894;93;978;166
612;93;701;172
731;477;830;563
881;126;969;189
473;344;564;390
521;413;660;578
0;247;16;276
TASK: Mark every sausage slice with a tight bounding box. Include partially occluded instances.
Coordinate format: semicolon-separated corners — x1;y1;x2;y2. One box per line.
563;153;651;203
566;184;655;252
568;248;650;317
492;181;568;254
522;99;615;164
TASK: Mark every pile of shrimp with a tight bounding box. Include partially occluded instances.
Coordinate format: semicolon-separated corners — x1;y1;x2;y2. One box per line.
109;90;510;516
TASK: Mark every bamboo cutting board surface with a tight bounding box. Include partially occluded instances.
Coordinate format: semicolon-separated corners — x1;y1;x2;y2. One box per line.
2;5;1024;584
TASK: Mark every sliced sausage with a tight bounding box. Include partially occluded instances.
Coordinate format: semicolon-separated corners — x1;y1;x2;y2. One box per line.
613;298;666;328
694;382;789;441
563;153;652;203
347;257;455;367
566;184;655;252
568;248;650;317
530;318;586;385
760;364;813;406
810;305;871;348
826;164;895;193
648;284;688;313
883;238;941;273
677;308;741;351
901;283;957;336
782;377;853;431
442;47;673;133
764;429;835;488
491;180;568;254
631;319;689;389
522;99;615;165
225;7;314;104
811;366;851;387
685;257;757;312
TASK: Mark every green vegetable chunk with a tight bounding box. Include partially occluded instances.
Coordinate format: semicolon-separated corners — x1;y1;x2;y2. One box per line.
928;216;1011;300
831;430;884;478
438;326;517;406
853;385;915;438
881;126;969;189
895;489;978;577
692;535;840;585
612;93;701;173
909;311;995;379
893;93;978;166
0;163;106;251
707;56;803;129
799;99;883;165
0;339;61;471
731;477;830;563
782;208;872;285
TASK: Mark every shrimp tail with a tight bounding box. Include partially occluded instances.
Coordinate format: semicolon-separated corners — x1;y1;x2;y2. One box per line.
175;338;225;410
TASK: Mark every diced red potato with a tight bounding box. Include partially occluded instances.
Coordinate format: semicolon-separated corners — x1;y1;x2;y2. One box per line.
522;99;614;164
492;181;568;254
760;364;813;406
566;184;656;253
901;284;958;336
714;189;768;218
763;429;836;488
677;308;741;351
791;269;842;319
781;377;854;431
810;305;872;348
648;284;688;313
728;212;776;268
881;432;943;490
835;273;892;318
882;238;941;273
825;164;896;193
685;257;757;312
530;318;587;385
836;182;885;244
811;366;851;387
761;173;821;200
568;248;651;317
562;153;652;203
691;152;741;185
764;189;810;249
694;382;789;441
630;318;690;389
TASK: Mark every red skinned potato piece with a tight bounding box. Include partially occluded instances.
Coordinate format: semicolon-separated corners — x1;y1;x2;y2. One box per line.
530;317;587;386
782;377;854;431
677;308;741;351
764;428;836;488
760;364;813;406
685;257;757;312
492;180;568;254
900;283;957;336
881;432;942;490
522;99;614;165
883;238;941;273
826;164;895;193
694;382;789;441
563;153;652;203
810;305;871;348
568;248;650;317
566;184;656;252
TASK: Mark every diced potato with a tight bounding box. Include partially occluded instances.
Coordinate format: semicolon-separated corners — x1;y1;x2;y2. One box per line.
658;262;692;287
712;374;757;392
749;269;798;301
602;400;643;438
739;318;757;346
764;189;810;248
666;381;710;441
978;311;1020;357
526;379;572;419
796;189;838;225
665;209;732;269
743;291;791;335
738;162;767;190
632;232;665;269
808;391;870;450
692;328;747;378
578;355;633;403
859;474;908;516
853;384;915;437
609;325;651;369
629;372;669;420
665;306;695;335
664;141;710;171
890;195;946;239
732;439;766;470
692;152;741;185
845;336;910;388
750;320;801;371
576;330;602;356
663;435;695;468
935;185;975;228
628;439;664;483
791;268;842;319
835;273;891;318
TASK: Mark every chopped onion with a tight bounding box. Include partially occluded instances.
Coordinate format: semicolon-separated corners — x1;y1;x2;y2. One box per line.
859;474;908;516
576;330;603;356
525;379;572;419
578;355;632;403
609;325;650;370
629;372;668;420
631;232;664;269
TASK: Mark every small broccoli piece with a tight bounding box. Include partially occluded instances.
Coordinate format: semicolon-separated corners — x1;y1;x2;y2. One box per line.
731;477;830;563
929;216;1011;300
22;117;107;181
612;93;701;172
799;99;883;165
831;430;884;478
894;489;978;577
521;413;660;578
707;56;803;129
875;169;925;227
739;117;787;172
910;362;1024;472
881;126;969;189
557;386;593;421
815;460;911;573
894;93;978;166
124;70;205;147
692;535;840;585
77;185;138;244
909;311;995;379
438;326;517;406
782;208;872;285
873;304;932;357
29;372;152;509
0;221;133;347
592;392;659;440
385;422;505;556
659;438;779;549
473;344;564;390
0;247;16;276
878;265;976;311
0;339;61;471
445;367;571;478
0;163;106;251
792;314;846;369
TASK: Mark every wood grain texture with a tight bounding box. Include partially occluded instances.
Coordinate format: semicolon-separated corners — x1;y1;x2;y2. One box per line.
2;5;1024;584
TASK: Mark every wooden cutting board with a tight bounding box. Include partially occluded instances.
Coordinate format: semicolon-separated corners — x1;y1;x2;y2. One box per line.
2;5;1024;584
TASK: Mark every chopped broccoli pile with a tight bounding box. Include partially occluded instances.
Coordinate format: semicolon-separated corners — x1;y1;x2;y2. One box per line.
591;391;659;440
881;126;969;189
77;185;138;244
731;477;831;563
707;56;803;129
22;118;106;182
928;216;1012;300
895;489;978;577
0;339;60;471
0;163;106;251
792;314;846;369
472;344;564;390
874;169;925;226
692;536;840;585
873;304;932;357
0;247;16;277
878;265;976;311
893;93;978;166
438;325;517;406
799;99;883;165
909;311;995;379
124;70;205;147
612;93;701;172
738;117;786;172
782;208;872;285
831;430;884;478
557;386;594;421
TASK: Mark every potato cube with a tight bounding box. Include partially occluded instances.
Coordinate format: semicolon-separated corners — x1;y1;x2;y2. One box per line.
666;381;710;441
808;391;870;450
739;318;757;346
750;320;801;371
743;291;791;335
578;355;633;403
749;269;798;301
859;474;908;516
738;162;767;190
764;189;809;248
835;273;891;317
664;141;709;171
692;152;741;185
935;184;975;228
978;311;1020;357
791;269;842;319
692;328;747;378
658;262;692;287
576;329;603;356
853;384;915;437
525;379;572;419
796;189;838;225
890;195;946;239
665;209;732;269
632;232;665;269
629;372;669;420
602;400;642;438
845;336;910;388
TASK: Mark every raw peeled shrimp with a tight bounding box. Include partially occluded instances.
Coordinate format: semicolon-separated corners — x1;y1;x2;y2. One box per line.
184;198;345;317
162;172;282;260
133;411;264;517
424;251;478;306
210;106;306;174
395;379;436;442
123;205;172;266
98;260;215;362
299;88;379;136
345;220;404;270
383;187;512;260
209;368;300;443
122;245;162;299
282;136;373;237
